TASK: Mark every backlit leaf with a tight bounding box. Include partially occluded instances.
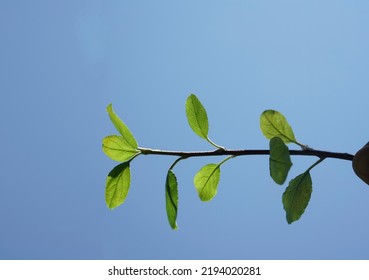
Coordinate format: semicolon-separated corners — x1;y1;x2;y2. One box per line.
106;162;131;209
165;170;179;230
107;104;138;149
282;171;312;224
194;163;221;201
185;94;209;140
102;135;139;162
269;137;292;185
260;110;297;144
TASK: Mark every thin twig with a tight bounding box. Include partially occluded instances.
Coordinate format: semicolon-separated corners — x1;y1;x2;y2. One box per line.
138;147;354;161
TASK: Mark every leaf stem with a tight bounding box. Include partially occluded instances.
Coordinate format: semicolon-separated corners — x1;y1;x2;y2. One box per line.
307;157;326;172
294;140;309;150
138;147;354;161
218;155;235;166
206;137;226;150
168;157;186;170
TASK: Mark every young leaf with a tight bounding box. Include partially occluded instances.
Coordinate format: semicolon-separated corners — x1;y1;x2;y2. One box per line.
194;163;221;201
107;104;138;149
282;171;312;224
269;137;292;185
165;170;179;230
260;110;297;144
185;94;209;140
106;162;131;209
102;135;139;162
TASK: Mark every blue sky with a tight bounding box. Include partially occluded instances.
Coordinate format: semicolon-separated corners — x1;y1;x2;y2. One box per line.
1;0;369;259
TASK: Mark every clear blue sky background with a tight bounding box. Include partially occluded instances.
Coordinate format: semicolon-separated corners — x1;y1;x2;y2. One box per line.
1;1;369;260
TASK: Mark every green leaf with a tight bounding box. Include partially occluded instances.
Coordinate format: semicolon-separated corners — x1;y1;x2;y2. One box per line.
165;170;179;230
185;94;209;140
102;135;139;162
269;137;292;185
260;110;297;144
106;162;131;209
194;163;221;201
107;104;138;149
282;171;312;224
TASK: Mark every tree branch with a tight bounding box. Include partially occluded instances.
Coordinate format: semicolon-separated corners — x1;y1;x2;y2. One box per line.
138;147;354;161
